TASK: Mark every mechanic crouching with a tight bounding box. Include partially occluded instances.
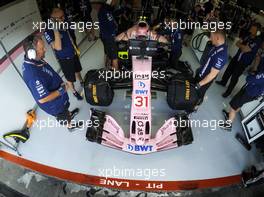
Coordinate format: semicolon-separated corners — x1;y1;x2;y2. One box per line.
195;29;228;103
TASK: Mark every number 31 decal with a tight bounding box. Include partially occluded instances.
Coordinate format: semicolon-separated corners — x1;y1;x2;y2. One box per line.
134;96;148;108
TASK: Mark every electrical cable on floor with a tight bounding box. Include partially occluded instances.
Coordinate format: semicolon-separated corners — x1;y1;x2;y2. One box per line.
191;32;210;53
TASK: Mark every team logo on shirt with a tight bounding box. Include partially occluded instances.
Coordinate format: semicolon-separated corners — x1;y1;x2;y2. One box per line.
42;67;53;77
35;80;46;98
107;13;113;21
215;58;224;69
44;32;52;43
256;73;264;79
249;42;256;49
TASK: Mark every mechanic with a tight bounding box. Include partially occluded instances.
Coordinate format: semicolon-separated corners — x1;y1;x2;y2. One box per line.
156;0;171;24
152;16;171;35
189;4;204;23
116;17;168;43
250;40;264;73
220;70;264;131
75;0;96;41
114;0;132;33
44;8;84;101
64;2;75;23
203;0;214;16
238;14;253;38
204;7;221;23
91;0;119;70
22;35;83;131
169;18;183;68
195;29;228;102
216;23;262;98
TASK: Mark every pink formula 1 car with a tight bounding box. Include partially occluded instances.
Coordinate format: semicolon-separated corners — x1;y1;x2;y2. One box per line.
85;39;199;154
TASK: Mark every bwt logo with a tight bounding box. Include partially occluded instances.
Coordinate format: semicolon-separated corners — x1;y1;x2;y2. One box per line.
135;90;148;95
138;81;146;88
127;144;153;152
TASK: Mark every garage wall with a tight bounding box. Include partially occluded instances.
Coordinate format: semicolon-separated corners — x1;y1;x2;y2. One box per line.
0;0;41;54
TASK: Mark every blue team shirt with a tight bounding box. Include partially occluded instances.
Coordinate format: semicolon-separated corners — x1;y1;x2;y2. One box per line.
235;36;261;66
246;71;264;97
44;29;75;59
257;48;264;72
171;28;182;54
22;57;69;116
98;5;118;39
198;43;228;79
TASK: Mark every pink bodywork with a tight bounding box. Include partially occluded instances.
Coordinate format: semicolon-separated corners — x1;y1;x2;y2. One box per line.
100;57;178;154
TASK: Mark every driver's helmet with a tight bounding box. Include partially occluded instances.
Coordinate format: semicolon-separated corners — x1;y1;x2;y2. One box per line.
135;16;150;39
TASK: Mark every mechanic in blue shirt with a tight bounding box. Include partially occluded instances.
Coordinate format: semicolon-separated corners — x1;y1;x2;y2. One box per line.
91;0;119;70
250;41;264;73
44;8;83;101
195;29;228;102
74;0;96;41
220;70;264;131
216;23;262;97
189;4;204;23
169;18;183;68
22;35;82;131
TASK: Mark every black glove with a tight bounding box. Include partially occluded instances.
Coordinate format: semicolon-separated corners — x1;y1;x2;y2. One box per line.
195;83;201;90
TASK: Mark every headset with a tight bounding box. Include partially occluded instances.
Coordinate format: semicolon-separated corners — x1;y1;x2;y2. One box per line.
25;35;37;60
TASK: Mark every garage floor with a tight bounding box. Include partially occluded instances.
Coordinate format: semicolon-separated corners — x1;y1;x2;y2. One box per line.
0;37;263;192
1;158;264;197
